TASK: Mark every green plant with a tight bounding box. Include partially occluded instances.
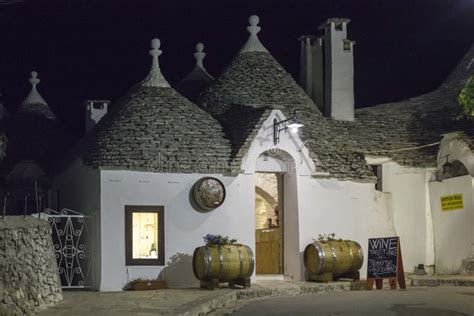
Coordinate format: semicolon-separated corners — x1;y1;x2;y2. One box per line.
203;234;237;246
458;77;474;117
316;233;340;241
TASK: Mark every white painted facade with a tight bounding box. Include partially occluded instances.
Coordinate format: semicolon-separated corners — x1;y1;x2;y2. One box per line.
54;112;474;291
363;133;474;275
429;175;474;274
99;171;254;290
366;156;437;271
53;110;393;290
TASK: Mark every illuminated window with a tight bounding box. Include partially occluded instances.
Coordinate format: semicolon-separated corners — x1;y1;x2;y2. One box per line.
125;206;164;265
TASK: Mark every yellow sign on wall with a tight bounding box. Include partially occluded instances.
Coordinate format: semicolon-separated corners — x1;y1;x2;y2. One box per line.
441;194;464;211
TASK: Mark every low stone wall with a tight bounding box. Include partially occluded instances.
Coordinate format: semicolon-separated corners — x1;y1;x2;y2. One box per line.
0;216;63;315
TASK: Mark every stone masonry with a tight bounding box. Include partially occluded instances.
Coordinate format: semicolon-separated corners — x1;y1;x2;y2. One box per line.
0;216;62;315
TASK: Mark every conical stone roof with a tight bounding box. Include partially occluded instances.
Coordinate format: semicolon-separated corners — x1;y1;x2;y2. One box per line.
335;44;474;168
19;71;56;120
198;15;375;181
176;43;214;102
83;39;232;173
4;71;70;171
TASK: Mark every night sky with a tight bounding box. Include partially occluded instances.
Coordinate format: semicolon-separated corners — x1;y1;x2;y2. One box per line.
0;0;473;135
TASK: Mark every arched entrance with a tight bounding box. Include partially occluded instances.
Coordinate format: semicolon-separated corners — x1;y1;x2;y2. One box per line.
254;149;300;279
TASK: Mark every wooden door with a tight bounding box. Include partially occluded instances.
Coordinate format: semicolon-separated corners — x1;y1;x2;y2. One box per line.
256;228;281;274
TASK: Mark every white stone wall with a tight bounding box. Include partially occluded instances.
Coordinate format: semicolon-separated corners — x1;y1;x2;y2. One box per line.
242;110;394;280
53;109;413;290
379;161;436;271
429;175;474;274
297;177;396;278
99;171;255;291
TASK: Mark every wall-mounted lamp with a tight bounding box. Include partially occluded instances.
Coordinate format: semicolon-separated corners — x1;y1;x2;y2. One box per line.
273;111;304;145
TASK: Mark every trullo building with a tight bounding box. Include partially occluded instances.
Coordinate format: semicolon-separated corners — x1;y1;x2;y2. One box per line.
53;15;474;291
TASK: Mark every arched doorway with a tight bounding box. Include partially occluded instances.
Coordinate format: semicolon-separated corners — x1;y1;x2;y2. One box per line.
254;149;300;279
438;160;469;180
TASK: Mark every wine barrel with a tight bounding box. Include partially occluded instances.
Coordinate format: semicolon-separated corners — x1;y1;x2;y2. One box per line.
304;240;363;276
193;244;254;282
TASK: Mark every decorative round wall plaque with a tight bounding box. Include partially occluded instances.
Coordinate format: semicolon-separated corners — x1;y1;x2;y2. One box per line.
192;177;226;212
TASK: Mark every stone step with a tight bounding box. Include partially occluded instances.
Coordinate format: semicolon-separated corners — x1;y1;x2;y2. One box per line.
410;275;474;287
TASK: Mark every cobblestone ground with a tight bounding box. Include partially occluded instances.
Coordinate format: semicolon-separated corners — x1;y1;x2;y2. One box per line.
229;286;474;316
36;288;234;316
35;281;350;315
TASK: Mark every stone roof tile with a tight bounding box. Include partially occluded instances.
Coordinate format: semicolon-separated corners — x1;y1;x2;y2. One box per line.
199;51;376;181
82;39;233;174
83;85;232;174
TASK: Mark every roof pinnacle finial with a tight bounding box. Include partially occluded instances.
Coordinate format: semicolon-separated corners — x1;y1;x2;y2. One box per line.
141;38;171;88
240;15;268;53
248;15;260;35
22;70;48;106
29;71;40;87
194;43;206;70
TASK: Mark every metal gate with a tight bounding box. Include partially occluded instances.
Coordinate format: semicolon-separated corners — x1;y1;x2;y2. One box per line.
43;208;94;288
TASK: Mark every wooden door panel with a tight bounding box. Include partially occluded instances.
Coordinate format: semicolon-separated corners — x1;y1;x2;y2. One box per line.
256;228;281;274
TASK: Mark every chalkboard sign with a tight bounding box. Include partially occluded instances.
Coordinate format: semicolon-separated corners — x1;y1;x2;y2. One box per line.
367;237;399;278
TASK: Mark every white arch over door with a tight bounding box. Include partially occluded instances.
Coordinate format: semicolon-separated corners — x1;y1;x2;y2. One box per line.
241;110;315;176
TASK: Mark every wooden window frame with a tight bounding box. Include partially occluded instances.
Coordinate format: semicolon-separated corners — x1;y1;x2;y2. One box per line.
125;205;165;266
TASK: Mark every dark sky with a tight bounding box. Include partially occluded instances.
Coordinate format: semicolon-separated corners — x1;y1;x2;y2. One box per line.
0;0;473;135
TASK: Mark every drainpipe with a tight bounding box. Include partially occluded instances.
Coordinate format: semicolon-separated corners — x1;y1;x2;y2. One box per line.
424;171;436;274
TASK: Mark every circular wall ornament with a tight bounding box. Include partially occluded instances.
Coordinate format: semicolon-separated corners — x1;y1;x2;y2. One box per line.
192;177;226;212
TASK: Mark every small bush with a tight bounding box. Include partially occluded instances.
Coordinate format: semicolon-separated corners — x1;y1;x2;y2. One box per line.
458;77;474;117
203;234;237;246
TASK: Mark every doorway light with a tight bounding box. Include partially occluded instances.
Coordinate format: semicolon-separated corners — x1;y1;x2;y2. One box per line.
273;111;304;144
288;122;304;134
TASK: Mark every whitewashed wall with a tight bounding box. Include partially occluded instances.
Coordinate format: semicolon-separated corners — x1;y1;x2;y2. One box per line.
297;177;395;278
53;158;101;289
242;110;394;280
366;157;436;272
54;109;410;290
99;171;255;291
428;175;474;274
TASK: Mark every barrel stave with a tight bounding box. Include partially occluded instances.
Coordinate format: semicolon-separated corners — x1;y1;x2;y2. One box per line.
304;240;363;278
193;244;255;283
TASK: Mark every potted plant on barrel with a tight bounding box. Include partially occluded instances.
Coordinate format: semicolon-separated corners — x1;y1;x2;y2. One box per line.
192;234;255;290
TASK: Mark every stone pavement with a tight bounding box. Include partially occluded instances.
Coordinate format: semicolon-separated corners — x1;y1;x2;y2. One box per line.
229;286;474;316
409;274;474;287
36;281;350;316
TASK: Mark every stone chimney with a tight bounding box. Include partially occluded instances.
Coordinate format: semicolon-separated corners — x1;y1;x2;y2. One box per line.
300;18;355;121
84;100;109;132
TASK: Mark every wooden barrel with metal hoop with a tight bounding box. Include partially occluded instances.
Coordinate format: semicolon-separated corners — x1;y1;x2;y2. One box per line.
193;244;254;289
304;240;363;281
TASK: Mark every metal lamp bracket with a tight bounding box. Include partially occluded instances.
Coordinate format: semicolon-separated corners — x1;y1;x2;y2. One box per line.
273;111;298;145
